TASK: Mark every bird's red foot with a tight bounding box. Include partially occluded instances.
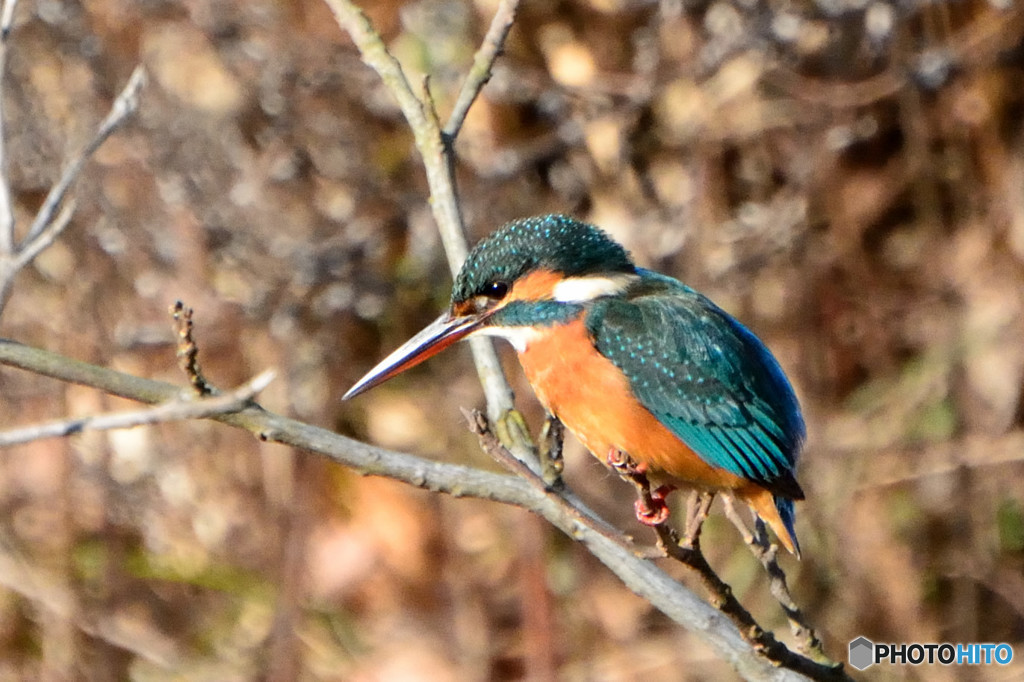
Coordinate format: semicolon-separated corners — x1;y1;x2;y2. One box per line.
635;485;676;526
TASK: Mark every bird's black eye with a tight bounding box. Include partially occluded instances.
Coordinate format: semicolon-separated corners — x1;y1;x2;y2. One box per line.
482;281;509;299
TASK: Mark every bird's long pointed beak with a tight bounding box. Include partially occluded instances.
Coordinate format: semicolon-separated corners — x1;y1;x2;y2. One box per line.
343;311;485;400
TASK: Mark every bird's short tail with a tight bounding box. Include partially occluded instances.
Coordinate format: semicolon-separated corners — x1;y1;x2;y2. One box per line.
736;486;801;558
773;496;801;558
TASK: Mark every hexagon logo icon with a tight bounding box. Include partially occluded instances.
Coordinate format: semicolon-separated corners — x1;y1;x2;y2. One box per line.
849;636;875;670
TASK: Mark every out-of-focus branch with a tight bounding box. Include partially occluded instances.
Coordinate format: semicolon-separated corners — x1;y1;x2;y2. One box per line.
0;63;145;313
0;537;180;667
323;0;517;428
443;0;520;139
767;3;1024;109
0;0;18;254
0;369;274;447
0;338;806;682
22;65;145;246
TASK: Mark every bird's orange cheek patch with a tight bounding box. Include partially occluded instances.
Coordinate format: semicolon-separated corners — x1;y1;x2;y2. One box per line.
452;269;561;317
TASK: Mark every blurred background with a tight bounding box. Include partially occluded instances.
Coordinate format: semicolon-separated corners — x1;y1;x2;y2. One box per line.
0;0;1021;679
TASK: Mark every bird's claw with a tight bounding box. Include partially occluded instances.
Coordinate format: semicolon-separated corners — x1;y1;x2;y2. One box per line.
635;496;669;525
539;414;565;488
635;485;675;526
607;448;647;476
608;449;675;526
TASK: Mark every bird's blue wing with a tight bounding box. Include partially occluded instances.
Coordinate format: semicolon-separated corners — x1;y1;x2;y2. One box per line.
585;272;805;498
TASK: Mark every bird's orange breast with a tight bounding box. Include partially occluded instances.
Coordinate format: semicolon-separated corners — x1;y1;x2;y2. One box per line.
516;318;748;492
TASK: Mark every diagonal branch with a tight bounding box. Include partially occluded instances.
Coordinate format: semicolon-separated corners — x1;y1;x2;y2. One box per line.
723;497;833;665
443;0;520;139
10;200;73;269
609;449;849;680
324;0;517;426
0;64;146;314
0;337;806;681
462;407;629;548
0;369;274;447
22;64;145;246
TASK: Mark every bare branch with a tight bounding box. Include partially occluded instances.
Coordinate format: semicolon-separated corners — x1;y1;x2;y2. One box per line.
324;0;517;425
723;496;835;666
444;0;520;139
607;449;849;681
682;490;715;548
0;0;18;254
11;199;74;269
0;64;145;315
23;64;145;245
463;407;627;547
0;369;274;447
0;338;806;681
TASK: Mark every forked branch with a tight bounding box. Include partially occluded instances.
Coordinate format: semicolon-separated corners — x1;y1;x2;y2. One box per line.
320;2;842;679
0;336;805;681
609;450;848;681
323;0;518;427
0;61;145;314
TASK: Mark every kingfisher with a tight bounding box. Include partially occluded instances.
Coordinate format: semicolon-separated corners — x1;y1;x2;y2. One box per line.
344;215;806;556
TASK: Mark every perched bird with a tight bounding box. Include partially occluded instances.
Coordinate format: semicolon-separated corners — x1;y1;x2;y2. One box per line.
344;215;806;555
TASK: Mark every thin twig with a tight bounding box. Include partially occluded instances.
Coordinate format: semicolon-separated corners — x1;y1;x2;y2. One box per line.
0;64;145;314
11;200;74;269
658;517;845;680
0;369;274;447
324;0;517;425
463;407;631;548
171;300;215;396
682;491;715;549
608;449;849;681
23;64;145;245
723;497;835;666
0;0;18;255
0;338;807;681
443;0;520;139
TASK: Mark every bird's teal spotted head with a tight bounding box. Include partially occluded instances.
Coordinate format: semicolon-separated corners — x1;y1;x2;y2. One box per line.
451;215;635;305
344;215;638;399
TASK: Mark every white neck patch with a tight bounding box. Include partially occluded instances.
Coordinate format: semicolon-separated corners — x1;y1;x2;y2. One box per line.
551;273;638;303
